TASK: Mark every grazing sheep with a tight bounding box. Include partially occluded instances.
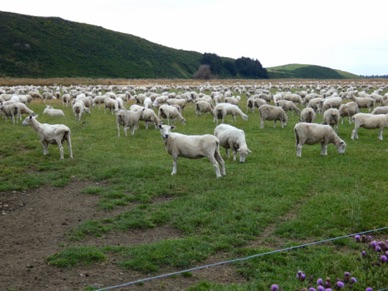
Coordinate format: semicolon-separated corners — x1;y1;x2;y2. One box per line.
158;124;226;178
166;98;190;112
371;106;388;115
299;107;317;123
0;101;19;124
139;108;161;129
224;95;241;105
104;97;119;114
72;100;90;121
43;105;65;117
306;97;324;113
338;102;359;124
351;113;388;140
294;122;346;157
322;108;340;132
62;94;73;108
158;104;186;125
195;100;214;116
22;115;73;159
93;94;109;109
214;124;251;163
322;96;343;111
258;104;288;129
350;95;375;112
246;97;266;113
116;108;145;137
213;103;248;124
276;99;300;115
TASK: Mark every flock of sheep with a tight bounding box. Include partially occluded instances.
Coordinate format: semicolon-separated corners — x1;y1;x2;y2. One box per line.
1;80;388;177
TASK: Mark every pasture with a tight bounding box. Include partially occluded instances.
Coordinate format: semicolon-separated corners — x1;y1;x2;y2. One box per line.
1;79;388;291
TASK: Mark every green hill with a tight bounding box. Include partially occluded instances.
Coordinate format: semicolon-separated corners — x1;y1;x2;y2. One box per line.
267;64;360;79
0;11;359;79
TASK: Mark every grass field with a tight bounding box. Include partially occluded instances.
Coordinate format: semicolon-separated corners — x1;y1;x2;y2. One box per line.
1;80;388;290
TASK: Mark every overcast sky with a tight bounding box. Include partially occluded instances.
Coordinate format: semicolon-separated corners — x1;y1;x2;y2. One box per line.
2;0;388;76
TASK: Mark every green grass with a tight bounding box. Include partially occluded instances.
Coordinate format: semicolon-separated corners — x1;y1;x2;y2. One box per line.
1;83;388;290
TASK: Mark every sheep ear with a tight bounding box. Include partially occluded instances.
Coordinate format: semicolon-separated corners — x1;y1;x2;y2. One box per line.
248;149;252;153
171;125;176;130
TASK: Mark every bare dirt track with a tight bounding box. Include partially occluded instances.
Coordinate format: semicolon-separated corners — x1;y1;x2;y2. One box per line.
0;180;245;291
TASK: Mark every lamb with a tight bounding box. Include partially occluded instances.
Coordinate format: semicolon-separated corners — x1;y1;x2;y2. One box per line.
158;124;226;178
351;113;388;140
213;103;248;124
43;105;65;117
322;108;340;132
294;122;346;157
72;100;90;121
62;94;73;108
15;102;35;120
214;124;251;163
349;95;375;112
224;95;241;105
299;107;317;123
166;98;190;112
322;96;343;111
258;104;287;129
338;101;359;124
139;108;161;129
116;108;145;137
371;106;388;115
195;100;214;116
306;97;324;113
246;97;266;113
104;97;119;114
22;115;73;159
0;102;19;124
158;104;186;125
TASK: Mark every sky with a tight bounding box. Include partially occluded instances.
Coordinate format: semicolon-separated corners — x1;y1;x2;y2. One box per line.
2;0;388;76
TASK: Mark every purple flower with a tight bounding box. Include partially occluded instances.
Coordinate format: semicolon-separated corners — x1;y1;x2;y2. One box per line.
317;278;324;285
365;288;373;291
375;245;382;252
270;284;279;291
355;234;361;242
361;250;367;257
370;240;377;248
325;289;333;291
309;288;317;291
350;277;357;284
297;270;306;282
380;255;388;263
336;281;345;289
343;272;351;283
317;286;325;291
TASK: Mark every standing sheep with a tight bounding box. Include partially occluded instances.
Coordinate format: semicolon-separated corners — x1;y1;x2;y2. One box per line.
158;104;186;125
158;124;226;178
214;124;251;163
116;108;145;137
299;107;317;123
351;113;388;140
338;101;359;124
294;122;346;157
322;108;340;132
22;115;73;159
258;104;288;129
213;103;248;124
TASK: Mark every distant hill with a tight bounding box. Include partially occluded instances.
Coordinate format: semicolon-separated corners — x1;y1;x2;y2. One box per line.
267;64;360;79
0;11;359;79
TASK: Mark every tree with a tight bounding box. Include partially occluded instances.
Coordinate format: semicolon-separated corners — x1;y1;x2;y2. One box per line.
235;57;268;79
194;64;212;80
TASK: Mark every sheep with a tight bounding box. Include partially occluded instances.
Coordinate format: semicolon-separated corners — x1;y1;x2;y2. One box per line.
93;94;109;109
306;97;324;113
338;101;359;124
322;108;340;132
116;108;145;137
246;97;266;113
214;124;251;163
158;104;186;125
139;108;161;129
158;124;226;178
276;99;300;115
371;106;388;115
62;94;73;108
299;107;317;123
349;95;375;112
195;100;214;116
15;102;34;120
104;97;119;114
72;100;90;121
224;95;241;105
258;104;287;129
351;113;388;140
43;105;65;117
322;96;342;111
0;102;19;124
22;114;73;159
213;103;248;124
166;98;190;112
294;122;346;157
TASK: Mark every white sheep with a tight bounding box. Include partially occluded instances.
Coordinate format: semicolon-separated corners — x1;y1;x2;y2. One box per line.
294;122;346;157
351;113;388;140
104;97;119;114
224;95;241;105
62;94;73;108
213;103;248;124
214;124;251;163
349;95;375;112
158;104;186;125
158;124;226;178
338;101;359;124
322;108;340;132
246;97;266;113
43;105;65;117
0;101;19;124
140;108;161;129
322;96;343;111
299;107;317;123
22;114;73;159
166;98;190;112
306;97;324;113
72;100;90;121
371;106;388;115
276;99;300;115
195;100;214;116
258;104;287;129
116;108;145;137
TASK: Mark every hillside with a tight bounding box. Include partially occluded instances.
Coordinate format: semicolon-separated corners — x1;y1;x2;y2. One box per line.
267;64;360;79
0;11;203;78
0;11;359;79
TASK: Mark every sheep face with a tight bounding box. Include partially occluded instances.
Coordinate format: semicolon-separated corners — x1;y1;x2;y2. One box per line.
158;124;175;139
337;141;347;155
238;148;252;163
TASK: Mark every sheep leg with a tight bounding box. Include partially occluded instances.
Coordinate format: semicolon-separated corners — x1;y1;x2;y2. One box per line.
321;143;328;156
171;156;178;175
378;128;384;140
66;136;73;159
41;141;49;156
208;154;223;178
351;127;358;140
296;144;303;158
260;119;265;129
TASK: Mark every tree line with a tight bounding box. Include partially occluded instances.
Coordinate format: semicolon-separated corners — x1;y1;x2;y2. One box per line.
194;53;269;79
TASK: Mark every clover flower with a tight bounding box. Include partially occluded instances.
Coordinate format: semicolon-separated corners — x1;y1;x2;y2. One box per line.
270;284;279;291
297;270;306;282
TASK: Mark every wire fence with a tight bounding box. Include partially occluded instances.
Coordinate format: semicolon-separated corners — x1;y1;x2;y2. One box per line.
96;226;388;291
